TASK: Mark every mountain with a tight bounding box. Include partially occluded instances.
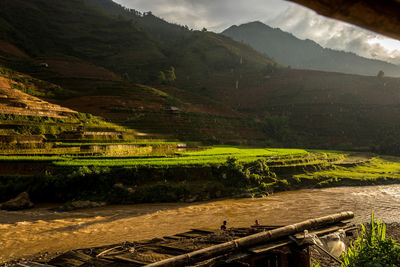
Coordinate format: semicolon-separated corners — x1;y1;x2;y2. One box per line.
0;0;275;86
0;70;75;118
1;0;400;154
83;0;190;46
0;0;167;84
0;0;277;143
222;21;400;77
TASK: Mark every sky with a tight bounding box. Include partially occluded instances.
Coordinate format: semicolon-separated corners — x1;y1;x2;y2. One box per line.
114;0;400;65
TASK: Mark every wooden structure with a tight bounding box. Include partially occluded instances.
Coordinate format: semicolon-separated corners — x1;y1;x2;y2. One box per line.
18;211;356;267
288;0;400;41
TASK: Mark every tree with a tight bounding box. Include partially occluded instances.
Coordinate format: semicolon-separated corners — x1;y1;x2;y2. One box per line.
158;71;166;84
159;67;176;85
262;113;291;142
377;70;384;79
166;66;176;83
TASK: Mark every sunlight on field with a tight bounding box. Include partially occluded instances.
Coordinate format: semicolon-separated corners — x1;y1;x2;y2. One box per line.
52;146;308;167
294;157;400;181
179;146;307;156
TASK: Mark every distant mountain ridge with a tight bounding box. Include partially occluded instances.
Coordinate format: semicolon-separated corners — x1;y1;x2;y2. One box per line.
83;0;189;46
222;21;400;77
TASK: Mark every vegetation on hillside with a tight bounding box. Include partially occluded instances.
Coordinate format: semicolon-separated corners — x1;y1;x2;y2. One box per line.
0;0;275;87
1;0;400;156
2;141;400;206
0;66;74;98
0;147;340;203
294;157;400;183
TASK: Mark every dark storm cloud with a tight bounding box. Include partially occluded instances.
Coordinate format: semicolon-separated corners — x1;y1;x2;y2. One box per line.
114;0;400;64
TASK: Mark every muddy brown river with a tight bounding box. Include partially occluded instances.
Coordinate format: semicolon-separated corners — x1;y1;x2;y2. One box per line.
1;184;400;263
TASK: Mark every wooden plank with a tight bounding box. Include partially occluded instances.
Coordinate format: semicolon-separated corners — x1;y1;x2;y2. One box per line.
251;225;284;230
295;226;341;239
290;246;311;267
174;233;207;238
12;263;56;267
156;244;192;254
190;228;214;234
48;250;93;266
134;240;157;245
113;255;149;265
146;211;354;267
163;235;182;240
248;240;293;254
234;227;253;230
225;252;252;263
294;224;356;239
340;220;354;224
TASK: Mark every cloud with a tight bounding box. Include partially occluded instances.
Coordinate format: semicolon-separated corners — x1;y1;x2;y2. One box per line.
114;0;400;64
266;5;400;64
115;0;287;31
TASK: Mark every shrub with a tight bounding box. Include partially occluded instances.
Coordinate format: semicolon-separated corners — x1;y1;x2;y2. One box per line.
341;213;400;266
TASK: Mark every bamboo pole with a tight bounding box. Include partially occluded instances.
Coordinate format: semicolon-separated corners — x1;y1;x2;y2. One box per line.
146;211;354;267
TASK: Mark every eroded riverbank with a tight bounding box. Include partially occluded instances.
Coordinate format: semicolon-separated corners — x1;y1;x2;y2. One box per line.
1;184;400;263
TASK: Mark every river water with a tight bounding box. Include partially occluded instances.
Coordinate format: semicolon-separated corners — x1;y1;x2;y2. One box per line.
1;184;400;263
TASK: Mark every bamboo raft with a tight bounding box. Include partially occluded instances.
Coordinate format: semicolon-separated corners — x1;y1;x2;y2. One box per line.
15;211;355;267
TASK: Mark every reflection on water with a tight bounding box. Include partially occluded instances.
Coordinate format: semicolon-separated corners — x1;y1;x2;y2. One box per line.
1;184;400;262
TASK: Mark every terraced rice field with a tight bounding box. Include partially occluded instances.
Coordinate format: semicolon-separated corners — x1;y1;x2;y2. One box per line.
51;146;311;167
294;157;400;181
0;146;312;166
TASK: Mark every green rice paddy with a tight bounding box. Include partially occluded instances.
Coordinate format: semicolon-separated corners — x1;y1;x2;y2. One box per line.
52;146;309;167
179;146;307;157
294;157;400;181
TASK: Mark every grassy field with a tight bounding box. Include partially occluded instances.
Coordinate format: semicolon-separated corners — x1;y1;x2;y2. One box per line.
294;157;400;182
179;146;307;157
0;155;67;161
57;141;182;146
2;146;400;205
52;146;309;167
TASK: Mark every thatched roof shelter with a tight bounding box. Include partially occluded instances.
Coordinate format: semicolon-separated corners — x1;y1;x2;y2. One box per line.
288;0;400;40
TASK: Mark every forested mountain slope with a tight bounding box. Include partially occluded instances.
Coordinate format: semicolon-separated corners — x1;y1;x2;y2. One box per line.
223;21;400;77
1;0;400;154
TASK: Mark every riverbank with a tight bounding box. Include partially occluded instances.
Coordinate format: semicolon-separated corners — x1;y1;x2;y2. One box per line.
0;147;335;204
3;148;400;207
